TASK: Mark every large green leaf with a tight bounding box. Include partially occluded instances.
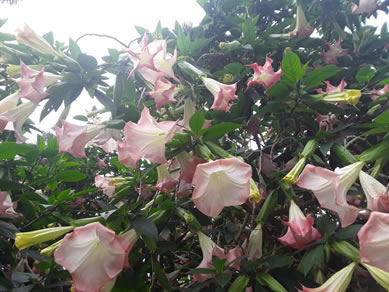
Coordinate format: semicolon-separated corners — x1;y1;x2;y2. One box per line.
55;170;86;182
304;65;343;90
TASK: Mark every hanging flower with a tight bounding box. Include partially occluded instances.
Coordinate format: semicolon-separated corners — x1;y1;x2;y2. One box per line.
0;92;21;132
299;262;357;292
176;151;205;183
371;84;389;101
202;77;238;112
351;0;377;14
192;158;252;217
0;191;21;218
279;200;321;249
146;77;179;111
246;57;282;90
296;162;364;227
321;90;361;105
16;24;58;56
15;60;60;104
317;113;336;131
316;79;347;95
95;176;117;197
290;5;314;38
320;38;349;65
246;225;263;260
358;212;389;273
89;128;122;153
154;164;179;192
54;121;105;158
359;171;389;213
118;106;177;168
54;223;138;292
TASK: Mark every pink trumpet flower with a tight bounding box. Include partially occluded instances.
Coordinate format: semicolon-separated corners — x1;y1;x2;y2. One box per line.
321;38;349;65
0;191;21;218
146;77;179;111
279;201;321;249
316;79;347;94
291;5;314;38
351;0;377;14
0;92;21;132
154;164;179;192
358;212;389;273
201;77;238;112
299;262;357;292
54;121;106;158
192;158;252;217
16;24;58;56
89;128;122;153
176;151;205;184
316;113;336;131
194;231;242;283
296;162;364;227
118;106;177;168
95;176;117;197
54;223;138;292
246;57;282;90
371;84;389;101
359;171;389;213
15;61;59;104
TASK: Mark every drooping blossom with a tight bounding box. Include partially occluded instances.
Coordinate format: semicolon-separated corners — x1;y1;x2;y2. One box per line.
316;79;347;94
358;212;389;273
54;121;105;158
296;162;364;227
154;164;179;192
246;225;263;260
16;24;58;56
362;263;389;291
0;191;21;218
246;57;282;90
290;4;314;38
54;223;138;292
179;98;212;131
95;176;117;197
316;113;336;131
0;92;21;133
359;171;389;213
0;101;38;143
15;60;60;104
96;158;107;169
89;128;122;153
118;106;177;168
202;77;238;112
320;38;349;65
194;231;243;282
316;79;361;105
351;0;377;14
279;200;321;249
259;153;279;177
299;262;357;292
371;84;389;101
176;151;205;183
192;158;252;217
146;77;179;111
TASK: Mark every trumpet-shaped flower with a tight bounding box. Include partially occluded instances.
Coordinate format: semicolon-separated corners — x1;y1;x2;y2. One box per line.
149;40;179;82
0;92;21;132
146;77;179;111
321;39;349;65
89;128;122;153
279;201;321;249
176;151;205;183
351;0;377;14
194;231;243;282
362;263;389;291
291;5;314;38
15;60;59;104
321;90;361;105
358;212;389;272
0;191;21;218
15;226;74;250
299;262;357;292
95;176;118;197
54;223;138;292
246;225;263;260
296;162;364;227
246;57;282;90
0;101;38;143
371;84;389;101
359;171;389;213
317;79;347;95
54;121;105;158
317;113;336;131
16;24;58;56
118;106;177;168
202;77;238;112
154;164;179;192
192;158;252;217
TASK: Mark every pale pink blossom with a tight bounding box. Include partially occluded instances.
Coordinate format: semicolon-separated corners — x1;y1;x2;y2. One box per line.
95;176;116;197
290;5;314;38
89;128;122;153
15;60;59;104
351;0;377;14
118;106;177;168
146;77;179;111
154;164;179;192
279;200;321;249
296;162;364;227
359;171;389;213
371;84;389;101
259;153;278;177
194;231;243;282
358;212;389;273
192;158;252;217
96;158;107;169
54;121;105;158
0;92;21;133
246;225;263;260
179;98;212;130
0;191;21;218
316;113;336;131
316;79;347;94
148;39;179;82
320;39;348;65
0;101;38;143
176;151;205;183
202;77;238;112
246;57;282;90
16;24;58;56
299;262;357;291
54;223;138;292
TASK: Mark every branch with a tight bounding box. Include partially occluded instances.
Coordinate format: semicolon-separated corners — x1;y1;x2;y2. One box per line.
75;33;128;48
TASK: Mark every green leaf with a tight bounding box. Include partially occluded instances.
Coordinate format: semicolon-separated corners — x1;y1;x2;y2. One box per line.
281;52;302;86
377;79;389;86
0;32;16;42
55;170;86;182
304;65;343;90
113;72;136;105
228;275;249;292
224;62;243;75
69;38;82;59
267;83;289;97
188;268;216;274
261;255;294;270
298;245;324;276
189;111;205;134
213;258;227;272
77;53;98;71
375;111;389;124
0;179;33;191
203;123;242;138
256;272;287;292
152;258;170;290
335;225;363;240
132;216;158;240
73;115;88;121
95;89;117;118
356;66;376;83
0;143;37;160
216;273;232;288
0;220;18;239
